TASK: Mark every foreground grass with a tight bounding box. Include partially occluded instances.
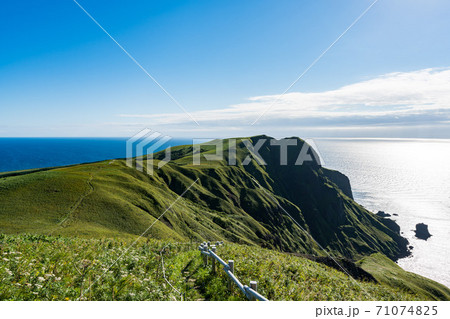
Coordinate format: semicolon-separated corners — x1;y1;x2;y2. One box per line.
0;234;427;301
195;244;424;301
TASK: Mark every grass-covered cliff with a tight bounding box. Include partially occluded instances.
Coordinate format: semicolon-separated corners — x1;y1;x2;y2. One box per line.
0;136;408;259
0;136;448;300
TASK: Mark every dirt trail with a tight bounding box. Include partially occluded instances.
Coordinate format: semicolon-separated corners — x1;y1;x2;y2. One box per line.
58;172;95;227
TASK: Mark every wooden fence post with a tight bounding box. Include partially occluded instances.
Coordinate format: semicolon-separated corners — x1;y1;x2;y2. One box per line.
228;260;234;291
250;281;257;301
211;245;216;273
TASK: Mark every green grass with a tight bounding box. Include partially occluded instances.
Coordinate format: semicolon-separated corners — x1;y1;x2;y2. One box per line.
357;253;450;301
0;234;432;301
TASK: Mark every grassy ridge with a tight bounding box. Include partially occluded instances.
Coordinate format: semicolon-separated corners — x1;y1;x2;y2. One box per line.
0;136;409;260
0;234;427;301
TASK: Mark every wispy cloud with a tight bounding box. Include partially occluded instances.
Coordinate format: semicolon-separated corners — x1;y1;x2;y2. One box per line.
119;68;450;132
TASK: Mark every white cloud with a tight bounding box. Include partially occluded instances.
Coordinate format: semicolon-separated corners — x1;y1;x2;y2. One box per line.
119;68;450;129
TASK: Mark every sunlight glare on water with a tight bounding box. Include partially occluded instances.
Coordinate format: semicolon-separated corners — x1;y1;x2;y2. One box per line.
314;139;450;288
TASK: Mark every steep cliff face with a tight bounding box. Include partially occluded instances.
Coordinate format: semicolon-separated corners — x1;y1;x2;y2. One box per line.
0;136;409;260
322;169;354;199
152;135;409;260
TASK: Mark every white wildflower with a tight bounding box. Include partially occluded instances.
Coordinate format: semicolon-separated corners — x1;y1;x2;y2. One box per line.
37;276;45;282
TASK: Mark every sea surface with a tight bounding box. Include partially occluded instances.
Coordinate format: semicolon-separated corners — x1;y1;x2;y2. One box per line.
314;138;450;288
1;137;449;288
0;138;192;173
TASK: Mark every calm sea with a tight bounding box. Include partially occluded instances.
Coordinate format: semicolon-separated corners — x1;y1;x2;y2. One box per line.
1;137;448;287
0;138;192;173
314;138;450;288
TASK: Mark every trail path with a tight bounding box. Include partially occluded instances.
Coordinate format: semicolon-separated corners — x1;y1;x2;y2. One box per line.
59;171;96;227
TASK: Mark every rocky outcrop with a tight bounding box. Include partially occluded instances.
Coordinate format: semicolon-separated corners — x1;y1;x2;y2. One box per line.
376;211;391;218
415;223;432;240
380;218;401;234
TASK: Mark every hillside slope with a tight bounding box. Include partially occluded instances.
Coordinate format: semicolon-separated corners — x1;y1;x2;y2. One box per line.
357;253;450;301
0;136;408;260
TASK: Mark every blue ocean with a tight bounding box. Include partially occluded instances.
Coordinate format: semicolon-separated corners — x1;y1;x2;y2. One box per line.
0;138;192;173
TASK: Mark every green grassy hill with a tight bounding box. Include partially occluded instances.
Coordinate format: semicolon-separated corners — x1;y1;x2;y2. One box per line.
0;136;448;300
0;136;408;259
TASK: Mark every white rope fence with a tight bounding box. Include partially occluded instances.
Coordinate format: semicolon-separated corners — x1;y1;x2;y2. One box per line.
199;241;268;301
160;243;184;301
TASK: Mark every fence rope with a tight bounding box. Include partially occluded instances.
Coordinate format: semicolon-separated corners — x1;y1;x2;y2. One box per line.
159;243;184;301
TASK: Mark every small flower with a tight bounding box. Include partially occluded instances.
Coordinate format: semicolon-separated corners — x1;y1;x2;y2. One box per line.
37;276;45;282
2;258;9;262
35;284;43;289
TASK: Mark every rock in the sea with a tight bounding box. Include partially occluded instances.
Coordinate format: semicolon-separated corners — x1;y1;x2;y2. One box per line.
409;245;414;250
393;213;399;216
415;223;432;240
376;211;391;218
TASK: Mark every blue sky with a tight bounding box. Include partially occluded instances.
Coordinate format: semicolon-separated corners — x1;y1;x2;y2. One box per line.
1;0;450;138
